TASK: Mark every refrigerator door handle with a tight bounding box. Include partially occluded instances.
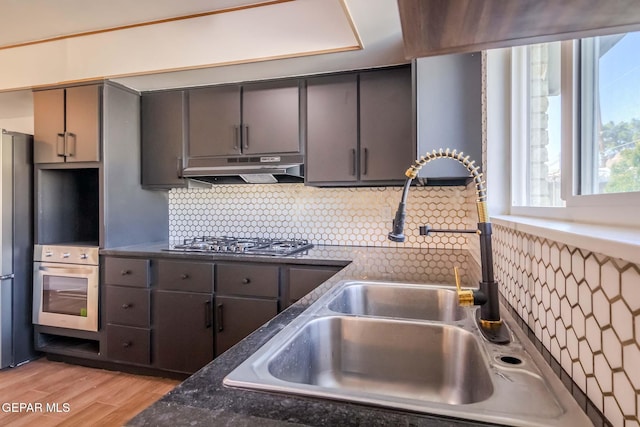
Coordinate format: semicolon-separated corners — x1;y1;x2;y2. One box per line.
0;274;14;281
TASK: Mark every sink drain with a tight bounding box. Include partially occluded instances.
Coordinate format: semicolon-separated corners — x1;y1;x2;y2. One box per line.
498;355;523;365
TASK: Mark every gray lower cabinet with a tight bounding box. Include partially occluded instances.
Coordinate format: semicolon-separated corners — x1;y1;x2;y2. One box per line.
141;90;187;189
305;66;414;185
154;291;214;374
153;260;214;374
285;265;341;307
101;256;343;373
215;296;278;356
104;257;151;365
215;263;280;356
34;84;101;164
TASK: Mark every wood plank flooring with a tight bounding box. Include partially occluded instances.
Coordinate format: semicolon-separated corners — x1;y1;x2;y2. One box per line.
0;358;179;426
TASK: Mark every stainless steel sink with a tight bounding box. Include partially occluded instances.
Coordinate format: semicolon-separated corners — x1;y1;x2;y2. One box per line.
224;280;591;427
327;282;465;322
267;316;493;405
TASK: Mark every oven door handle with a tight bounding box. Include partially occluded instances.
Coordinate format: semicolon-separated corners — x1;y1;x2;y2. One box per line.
38;266;96;275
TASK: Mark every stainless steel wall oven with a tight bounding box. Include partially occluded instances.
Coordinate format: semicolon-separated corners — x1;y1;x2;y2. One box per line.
33;245;99;331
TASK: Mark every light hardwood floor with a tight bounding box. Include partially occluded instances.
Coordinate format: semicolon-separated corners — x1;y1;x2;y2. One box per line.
0;358;179;426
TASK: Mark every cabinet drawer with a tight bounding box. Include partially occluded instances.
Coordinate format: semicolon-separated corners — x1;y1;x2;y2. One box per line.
106;286;150;328
107;324;150;365
216;264;279;298
156;260;214;293
104;258;150;288
288;266;340;303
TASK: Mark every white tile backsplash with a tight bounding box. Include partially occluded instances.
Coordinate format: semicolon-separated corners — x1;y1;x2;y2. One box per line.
494;223;640;426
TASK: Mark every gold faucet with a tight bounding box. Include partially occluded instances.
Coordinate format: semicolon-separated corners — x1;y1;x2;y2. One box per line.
388;148;510;344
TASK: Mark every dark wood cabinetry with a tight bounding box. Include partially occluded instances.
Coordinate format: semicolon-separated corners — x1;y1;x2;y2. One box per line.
141;90;187;189
215;263;279;356
187;80;301;160
305;66;414;186
153;260;214;374
100;256;344;374
34;84;101;164
285;265;340;307
104;257;151;365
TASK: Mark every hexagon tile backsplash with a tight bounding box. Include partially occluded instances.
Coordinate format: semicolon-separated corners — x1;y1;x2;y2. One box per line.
168;184;476;249
494;224;640;427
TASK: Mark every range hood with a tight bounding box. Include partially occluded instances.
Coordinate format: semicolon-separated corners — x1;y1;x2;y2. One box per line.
181;154;304;184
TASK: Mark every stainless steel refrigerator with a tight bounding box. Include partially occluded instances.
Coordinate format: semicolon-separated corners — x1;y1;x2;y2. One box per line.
0;129;37;368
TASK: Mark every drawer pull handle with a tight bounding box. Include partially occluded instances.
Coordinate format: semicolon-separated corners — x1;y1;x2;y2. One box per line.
181;274;189;280
217;304;224;332
122;341;131;348
121;303;131;309
121;270;131;276
242;278;251;285
205;300;212;328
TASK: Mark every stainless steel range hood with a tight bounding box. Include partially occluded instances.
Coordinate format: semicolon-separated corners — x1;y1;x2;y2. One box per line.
181;154;304;184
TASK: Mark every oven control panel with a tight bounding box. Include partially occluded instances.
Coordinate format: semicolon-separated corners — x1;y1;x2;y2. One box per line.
34;244;99;266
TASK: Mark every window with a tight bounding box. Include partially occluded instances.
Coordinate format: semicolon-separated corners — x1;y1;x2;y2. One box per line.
511;31;640;226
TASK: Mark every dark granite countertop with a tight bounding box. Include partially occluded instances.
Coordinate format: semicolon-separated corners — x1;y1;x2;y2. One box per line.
120;244;490;426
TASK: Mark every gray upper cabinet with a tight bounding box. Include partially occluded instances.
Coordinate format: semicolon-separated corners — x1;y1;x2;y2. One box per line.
187;80;301;158
242;80;300;155
188;85;241;158
359;67;414;182
306;73;358;183
34;84;101;164
141;90;187;189
415;52;482;180
305;66;414;186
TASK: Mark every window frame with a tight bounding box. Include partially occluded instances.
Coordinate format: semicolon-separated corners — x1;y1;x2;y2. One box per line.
510;39;640;228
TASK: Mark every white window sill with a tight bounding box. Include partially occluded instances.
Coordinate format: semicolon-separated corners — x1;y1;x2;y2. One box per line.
491;215;640;266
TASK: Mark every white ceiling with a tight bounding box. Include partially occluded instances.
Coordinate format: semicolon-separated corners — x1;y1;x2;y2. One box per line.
0;0;272;46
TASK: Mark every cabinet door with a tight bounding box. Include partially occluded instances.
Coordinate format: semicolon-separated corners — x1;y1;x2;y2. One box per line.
287;266;340;307
154;291;214;374
215;296;278;356
242;81;300;155
416;53;482;179
65;85;101;163
305;74;358;183
360;67;414;182
141;91;187;188
33;89;65;163
188;86;241;157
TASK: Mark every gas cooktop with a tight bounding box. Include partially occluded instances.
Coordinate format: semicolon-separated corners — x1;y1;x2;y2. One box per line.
165;236;313;257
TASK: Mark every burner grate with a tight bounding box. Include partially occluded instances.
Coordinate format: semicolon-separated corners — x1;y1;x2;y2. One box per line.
166;236;313;256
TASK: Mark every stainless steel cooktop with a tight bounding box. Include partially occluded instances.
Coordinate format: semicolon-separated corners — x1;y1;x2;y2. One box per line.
165;236;313;256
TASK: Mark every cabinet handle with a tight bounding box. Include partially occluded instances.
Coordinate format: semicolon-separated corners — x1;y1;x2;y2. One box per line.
351;149;357;176
205;300;212;328
121;303;131;309
122;341;131;348
217;304;224;332
363;148;369;176
66;132;76;157
181;273;189;280
56;133;66;157
121;270;131;276
176;156;183;178
242;278;251;285
243;125;250;150
233;126;240;151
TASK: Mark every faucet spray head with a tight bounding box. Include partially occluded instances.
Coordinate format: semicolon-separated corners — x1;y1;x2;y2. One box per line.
388;202;407;242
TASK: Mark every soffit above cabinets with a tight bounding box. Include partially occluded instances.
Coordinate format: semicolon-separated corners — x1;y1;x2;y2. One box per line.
0;0;281;48
397;0;640;58
0;0;404;92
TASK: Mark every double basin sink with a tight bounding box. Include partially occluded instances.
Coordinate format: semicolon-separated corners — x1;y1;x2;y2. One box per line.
224;280;591;426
